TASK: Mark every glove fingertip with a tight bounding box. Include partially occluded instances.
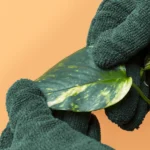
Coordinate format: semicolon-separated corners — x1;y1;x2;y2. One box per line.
6;78;35;97
6;78;46;103
92;45;120;70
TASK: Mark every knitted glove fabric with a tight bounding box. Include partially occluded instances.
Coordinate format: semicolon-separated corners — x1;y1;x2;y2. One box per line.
0;122;13;149
0;97;101;149
105;52;150;131
86;0;150;131
0;112;101;149
87;0;136;47
51;110;101;141
88;0;150;69
0;85;102;149
2;78;114;150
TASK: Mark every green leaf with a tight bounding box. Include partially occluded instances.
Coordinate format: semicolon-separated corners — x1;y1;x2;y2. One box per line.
143;52;150;71
132;83;150;105
34;46;132;112
133;52;150;105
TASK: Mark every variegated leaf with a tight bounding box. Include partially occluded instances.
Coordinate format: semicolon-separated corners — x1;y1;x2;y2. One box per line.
34;46;132;112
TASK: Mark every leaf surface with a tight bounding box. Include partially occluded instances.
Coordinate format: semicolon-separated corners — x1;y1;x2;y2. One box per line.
34;46;132;112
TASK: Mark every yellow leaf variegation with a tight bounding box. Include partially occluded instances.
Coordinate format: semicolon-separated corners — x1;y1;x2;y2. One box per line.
34;46;133;112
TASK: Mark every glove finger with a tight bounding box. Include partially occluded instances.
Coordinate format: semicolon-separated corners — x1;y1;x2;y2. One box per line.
87;0;135;47
0;122;13;149
105;63;140;125
6;79;47;114
6;78;46;102
118;80;149;131
87;113;101;142
51;109;91;135
87;0;109;46
6;79;52;132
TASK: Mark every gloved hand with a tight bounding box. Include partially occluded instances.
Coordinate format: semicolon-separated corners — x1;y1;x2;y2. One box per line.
0;78;114;150
86;0;150;131
0;103;101;149
0;111;102;149
87;0;150;69
51;110;101;140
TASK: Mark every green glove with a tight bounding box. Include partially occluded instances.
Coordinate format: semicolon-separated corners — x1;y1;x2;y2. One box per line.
87;0;136;47
0;112;101;149
0;113;101;149
105;52;149;131
0;95;102;149
0;79;114;150
86;0;150;131
0;122;13;149
88;0;150;69
51;110;101;141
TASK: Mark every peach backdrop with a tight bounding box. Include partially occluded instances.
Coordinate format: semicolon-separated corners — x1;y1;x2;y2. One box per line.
0;0;150;149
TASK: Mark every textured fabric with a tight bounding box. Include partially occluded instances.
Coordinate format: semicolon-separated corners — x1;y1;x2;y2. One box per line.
87;0;136;47
87;0;150;69
51;110;101;141
86;0;150;131
0;123;13;149
105;54;149;131
0;113;102;149
0;79;114;150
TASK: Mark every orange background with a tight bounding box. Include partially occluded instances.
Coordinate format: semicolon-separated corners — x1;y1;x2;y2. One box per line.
0;0;150;149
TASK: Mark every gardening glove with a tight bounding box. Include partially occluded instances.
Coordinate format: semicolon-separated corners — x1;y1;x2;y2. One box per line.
0;81;102;149
87;0;150;69
86;0;150;131
0;122;13;149
51;109;101;141
0;78;114;150
105;51;150;131
0;111;101;149
87;0;136;47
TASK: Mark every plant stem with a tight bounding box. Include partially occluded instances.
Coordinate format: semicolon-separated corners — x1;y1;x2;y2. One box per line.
132;82;150;104
140;68;144;77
